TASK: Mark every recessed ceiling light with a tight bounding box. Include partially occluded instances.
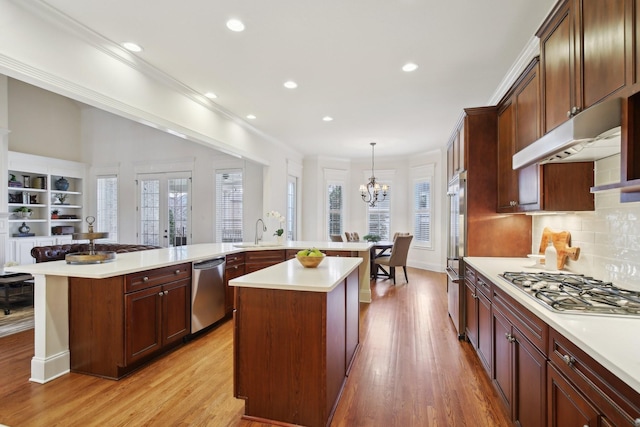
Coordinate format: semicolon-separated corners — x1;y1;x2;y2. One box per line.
402;62;418;72
246;114;256;120
226;19;245;32
283;81;298;89
122;42;143;52
204;92;218;99
322;116;333;122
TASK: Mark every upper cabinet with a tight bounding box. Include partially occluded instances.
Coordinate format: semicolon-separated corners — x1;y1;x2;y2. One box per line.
497;57;595;213
538;0;627;134
446;118;465;183
498;59;542;213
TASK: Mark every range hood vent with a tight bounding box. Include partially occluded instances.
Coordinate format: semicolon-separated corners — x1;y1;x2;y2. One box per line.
512;98;621;170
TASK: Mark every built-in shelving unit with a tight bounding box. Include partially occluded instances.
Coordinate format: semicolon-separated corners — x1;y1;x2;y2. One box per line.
6;151;87;264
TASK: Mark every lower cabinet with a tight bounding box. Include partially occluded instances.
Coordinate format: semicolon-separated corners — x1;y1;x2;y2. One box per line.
224;253;245;316
492;304;547;427
464;266;492;374
69;262;192;379
462;261;640;427
244;249;285;273
547;328;640;427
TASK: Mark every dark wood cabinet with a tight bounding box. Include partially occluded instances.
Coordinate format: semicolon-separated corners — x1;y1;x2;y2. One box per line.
492;292;547;427
547;362;600;427
498;58;542;213
125;277;190;365
234;269;360;427
224;252;245;316
464;266;491;374
69;262;192;379
244;249;285;273
548;328;640;426
538;0;627;134
447;120;465;183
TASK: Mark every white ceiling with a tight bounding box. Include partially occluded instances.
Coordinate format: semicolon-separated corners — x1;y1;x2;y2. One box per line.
39;0;556;159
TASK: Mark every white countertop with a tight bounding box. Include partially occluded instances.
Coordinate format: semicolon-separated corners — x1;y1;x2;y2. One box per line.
465;256;640;394
230;256;362;292
5;241;372;279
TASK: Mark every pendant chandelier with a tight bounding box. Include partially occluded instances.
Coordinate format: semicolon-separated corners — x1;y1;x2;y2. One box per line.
359;142;388;207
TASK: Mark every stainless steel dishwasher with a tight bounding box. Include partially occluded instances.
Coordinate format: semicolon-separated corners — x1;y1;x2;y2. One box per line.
191;257;226;333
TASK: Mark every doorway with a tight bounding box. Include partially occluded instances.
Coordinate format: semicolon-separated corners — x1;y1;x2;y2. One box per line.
138;172;191;247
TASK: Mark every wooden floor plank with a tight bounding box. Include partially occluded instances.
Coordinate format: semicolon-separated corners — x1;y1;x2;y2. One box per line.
0;268;511;426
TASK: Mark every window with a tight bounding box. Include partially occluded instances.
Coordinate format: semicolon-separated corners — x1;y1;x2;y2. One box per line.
367;192;391;240
327;183;343;237
96;175;118;242
216;170;243;242
412;163;434;248
287;176;297;240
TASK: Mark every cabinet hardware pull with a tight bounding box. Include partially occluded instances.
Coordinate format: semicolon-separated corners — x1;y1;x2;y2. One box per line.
158;292;163;296
634;418;640;427
562;354;575;366
143;276;149;282
164;290;168;295
174;269;180;274
472;293;478;299
505;333;515;343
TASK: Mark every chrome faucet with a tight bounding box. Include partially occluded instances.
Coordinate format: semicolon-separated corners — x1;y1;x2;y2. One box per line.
255;218;266;245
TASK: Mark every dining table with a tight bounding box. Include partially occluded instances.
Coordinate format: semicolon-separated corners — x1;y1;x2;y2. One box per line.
369;240;394;278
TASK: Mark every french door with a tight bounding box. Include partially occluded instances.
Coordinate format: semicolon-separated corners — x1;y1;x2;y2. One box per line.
138;172;191;247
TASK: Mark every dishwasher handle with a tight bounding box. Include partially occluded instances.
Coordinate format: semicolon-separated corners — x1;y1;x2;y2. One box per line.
193;258;225;270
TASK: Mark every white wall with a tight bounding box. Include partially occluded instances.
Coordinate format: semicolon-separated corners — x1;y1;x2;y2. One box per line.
302;149;446;272
533;154;640;291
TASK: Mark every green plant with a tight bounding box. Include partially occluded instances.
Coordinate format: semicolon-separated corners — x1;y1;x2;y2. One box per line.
362;234;381;242
13;207;32;213
55;193;67;204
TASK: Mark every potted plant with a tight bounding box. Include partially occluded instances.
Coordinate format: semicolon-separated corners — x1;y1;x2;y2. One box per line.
54;193;67;204
363;234;381;243
266;210;286;243
51;209;59;219
13;207;33;218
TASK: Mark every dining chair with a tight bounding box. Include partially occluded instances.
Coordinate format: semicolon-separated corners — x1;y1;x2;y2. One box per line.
392;232;410;241
344;232;360;242
330;235;344;242
374;235;413;284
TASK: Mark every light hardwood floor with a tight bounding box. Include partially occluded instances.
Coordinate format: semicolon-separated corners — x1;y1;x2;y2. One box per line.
0;268;511;427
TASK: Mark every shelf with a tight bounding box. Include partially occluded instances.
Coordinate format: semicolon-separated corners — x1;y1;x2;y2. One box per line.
51;204;82;209
51;190;81;195
51;219;82;222
8;187;47;193
8;219;47;223
9;203;47;208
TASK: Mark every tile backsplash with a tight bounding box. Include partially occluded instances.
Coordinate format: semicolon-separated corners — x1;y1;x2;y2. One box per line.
532;154;640;291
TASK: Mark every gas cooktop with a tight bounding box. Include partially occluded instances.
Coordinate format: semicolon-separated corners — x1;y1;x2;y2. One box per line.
500;271;640;317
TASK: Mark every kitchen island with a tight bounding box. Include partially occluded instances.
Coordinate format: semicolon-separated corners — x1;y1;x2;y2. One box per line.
5;241;371;384
230;256;362;427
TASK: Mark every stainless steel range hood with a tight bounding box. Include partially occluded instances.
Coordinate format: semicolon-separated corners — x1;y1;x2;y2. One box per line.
512;97;621;170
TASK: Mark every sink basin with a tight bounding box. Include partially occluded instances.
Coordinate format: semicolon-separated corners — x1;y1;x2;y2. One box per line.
233;242;283;248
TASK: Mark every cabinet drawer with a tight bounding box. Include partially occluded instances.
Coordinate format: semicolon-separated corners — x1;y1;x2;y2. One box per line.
464;264;476;283
226;252;245;268
492;286;547;355
245;250;285;264
126;262;191;293
324;250;355;257
549;328;640;426
476;273;492;299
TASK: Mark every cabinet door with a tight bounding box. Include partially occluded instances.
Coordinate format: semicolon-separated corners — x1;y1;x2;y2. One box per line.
578;0;626;108
225;264;245;314
514;331;547;427
497;102;518;212
540;1;574;133
476;292;492;374
547;363;599;427
464;280;478;348
125;286;162;365
492;307;513;414
162;278;191;345
15;239;36;265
